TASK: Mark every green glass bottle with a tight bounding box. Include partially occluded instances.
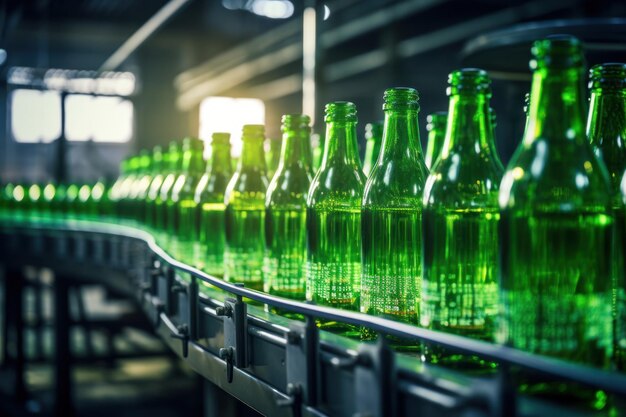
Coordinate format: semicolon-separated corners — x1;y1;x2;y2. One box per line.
156;142;182;240
0;182;15;219
89;179;109;219
77;183;92;219
224;125;269;290
24;183;42;221
10;184;26;221
265;137;283;179
586;63;626;372
362;121;383;176
118;156;140;220
424;112;448;170
194;133;232;276
64;183;79;220
171;137;206;261
41;182;56;219
133;147;160;223
361;88;428;342
499;36;613;388
264;115;314;305
307;102;366;333
51;183;67;219
146;148;168;230
127;150;151;223
421;70;503;367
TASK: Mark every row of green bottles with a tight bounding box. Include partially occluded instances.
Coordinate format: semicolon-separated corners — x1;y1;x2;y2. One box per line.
0;179;111;222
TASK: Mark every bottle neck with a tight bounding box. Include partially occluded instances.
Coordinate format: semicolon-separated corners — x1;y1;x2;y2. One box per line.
321;121;361;167
525;66;586;145
207;144;232;175
380;109;422;160
442;93;491;157
279;130;313;170
587;89;626;146
239;138;267;171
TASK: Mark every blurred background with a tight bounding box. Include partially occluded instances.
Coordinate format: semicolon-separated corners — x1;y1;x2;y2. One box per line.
1;0;625;186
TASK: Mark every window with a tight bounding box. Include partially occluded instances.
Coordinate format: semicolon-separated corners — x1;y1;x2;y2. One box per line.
199;97;265;158
11;89;62;143
65;94;133;142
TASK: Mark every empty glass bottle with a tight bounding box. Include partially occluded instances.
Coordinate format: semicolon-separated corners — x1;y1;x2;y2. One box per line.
194;133;232;276
122;155;143;221
224;125;269;291
156;142;182;242
499;35;613;387
25;183;42;221
586;63;626;372
127;150;151;224
137;146;162;224
170;137;205;259
362;121;383;176
422;70;503;367
361;88;428;342
147;146;172;230
0;182;15;218
307;102;366;334
41;182;56;219
264;115;314;305
424;112;448;170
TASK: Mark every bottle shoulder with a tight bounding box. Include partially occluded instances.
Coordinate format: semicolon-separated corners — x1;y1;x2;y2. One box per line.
422;151;503;209
307;164;365;207
362;157;428;207
265;166;312;207
499;138;612;210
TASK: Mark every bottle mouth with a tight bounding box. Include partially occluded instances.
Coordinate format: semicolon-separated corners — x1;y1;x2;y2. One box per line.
365;121;383;140
242;124;265;140
211;132;231;145
383;87;419;110
530;34;584;69
281;114;311;132
447;68;491;96
325;101;357;122
589;63;626;91
426;112;447;131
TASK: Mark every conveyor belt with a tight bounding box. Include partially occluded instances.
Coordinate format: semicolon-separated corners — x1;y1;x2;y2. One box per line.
1;218;625;417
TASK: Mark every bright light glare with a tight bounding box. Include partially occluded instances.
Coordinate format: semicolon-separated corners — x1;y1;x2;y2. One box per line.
65;94;133;142
11;89;62;143
250;0;293;19
199;97;265;158
324;5;330;20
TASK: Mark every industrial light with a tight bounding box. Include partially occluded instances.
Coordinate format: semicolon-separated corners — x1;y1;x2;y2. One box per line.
199;97;265;158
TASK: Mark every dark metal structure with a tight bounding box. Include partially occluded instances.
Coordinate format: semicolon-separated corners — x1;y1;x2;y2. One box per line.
1;219;625;417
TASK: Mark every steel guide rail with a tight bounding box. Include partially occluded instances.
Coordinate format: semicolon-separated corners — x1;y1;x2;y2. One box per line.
0;218;625;417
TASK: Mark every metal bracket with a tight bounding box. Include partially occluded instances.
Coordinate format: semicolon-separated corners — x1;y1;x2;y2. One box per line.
171;323;189;358
354;337;396;417
283;316;319;413
216;289;247;383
